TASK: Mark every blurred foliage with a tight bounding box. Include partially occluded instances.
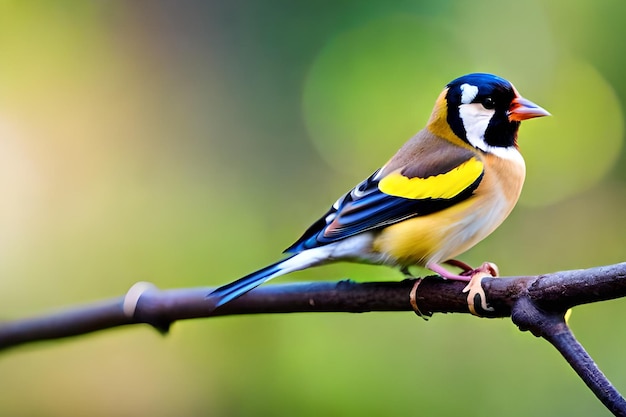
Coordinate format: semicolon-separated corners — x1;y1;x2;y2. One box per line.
0;1;625;416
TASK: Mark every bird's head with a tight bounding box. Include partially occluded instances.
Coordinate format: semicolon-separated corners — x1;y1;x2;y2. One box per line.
427;73;550;153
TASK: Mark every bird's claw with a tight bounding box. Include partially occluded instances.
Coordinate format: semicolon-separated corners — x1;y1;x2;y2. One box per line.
462;264;498;316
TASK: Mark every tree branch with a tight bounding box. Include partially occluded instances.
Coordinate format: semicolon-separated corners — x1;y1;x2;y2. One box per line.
1;262;625;415
512;296;626;417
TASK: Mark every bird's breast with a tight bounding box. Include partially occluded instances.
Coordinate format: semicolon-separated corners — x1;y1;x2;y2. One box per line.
373;151;525;266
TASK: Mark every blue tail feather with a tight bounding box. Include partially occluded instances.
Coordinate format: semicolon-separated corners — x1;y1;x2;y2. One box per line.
209;255;296;308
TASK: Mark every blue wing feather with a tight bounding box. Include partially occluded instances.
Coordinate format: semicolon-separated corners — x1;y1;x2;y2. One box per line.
285;167;483;253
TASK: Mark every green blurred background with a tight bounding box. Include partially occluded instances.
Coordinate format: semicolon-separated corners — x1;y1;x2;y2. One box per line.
0;1;625;416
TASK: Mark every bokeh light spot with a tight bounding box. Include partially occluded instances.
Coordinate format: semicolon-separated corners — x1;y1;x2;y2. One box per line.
302;14;467;174
519;59;623;206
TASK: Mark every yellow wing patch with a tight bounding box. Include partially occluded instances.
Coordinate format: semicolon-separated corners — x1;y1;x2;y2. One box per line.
378;157;483;200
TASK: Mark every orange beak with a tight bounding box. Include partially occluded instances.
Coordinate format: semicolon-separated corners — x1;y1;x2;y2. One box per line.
508;96;551;122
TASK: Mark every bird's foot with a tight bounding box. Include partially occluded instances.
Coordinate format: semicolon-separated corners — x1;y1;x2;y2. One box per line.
462;270;496;316
427;260;498;317
426;260;498;281
466;261;499;278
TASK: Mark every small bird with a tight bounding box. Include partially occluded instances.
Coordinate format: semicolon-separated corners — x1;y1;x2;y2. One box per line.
210;73;549;308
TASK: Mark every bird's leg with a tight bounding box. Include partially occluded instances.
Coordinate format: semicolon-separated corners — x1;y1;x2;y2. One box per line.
426;261;472;281
444;259;475;275
441;259;500;278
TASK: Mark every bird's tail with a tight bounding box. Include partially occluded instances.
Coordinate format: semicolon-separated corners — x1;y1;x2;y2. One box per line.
209;252;316;308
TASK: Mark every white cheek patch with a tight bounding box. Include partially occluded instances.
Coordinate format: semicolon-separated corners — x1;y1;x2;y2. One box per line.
460;83;479;104
458;103;494;152
458;103;524;162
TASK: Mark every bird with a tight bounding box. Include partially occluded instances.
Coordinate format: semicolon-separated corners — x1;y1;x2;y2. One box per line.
210;73;549;308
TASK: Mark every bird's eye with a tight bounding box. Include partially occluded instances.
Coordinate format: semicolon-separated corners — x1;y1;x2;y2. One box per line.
481;96;496;110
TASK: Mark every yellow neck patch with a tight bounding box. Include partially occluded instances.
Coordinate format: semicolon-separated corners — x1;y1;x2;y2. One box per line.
378;156;483;200
427;90;471;150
